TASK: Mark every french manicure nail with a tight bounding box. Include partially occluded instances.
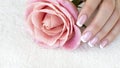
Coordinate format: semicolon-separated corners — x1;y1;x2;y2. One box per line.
77;15;87;27
81;31;92;42
88;37;98;47
100;40;108;48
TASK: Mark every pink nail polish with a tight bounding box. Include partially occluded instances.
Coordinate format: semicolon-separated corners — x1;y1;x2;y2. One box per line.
81;31;92;42
77;15;87;27
88;37;99;47
100;40;108;48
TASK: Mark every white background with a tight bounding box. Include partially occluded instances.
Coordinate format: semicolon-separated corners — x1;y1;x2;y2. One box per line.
0;0;120;68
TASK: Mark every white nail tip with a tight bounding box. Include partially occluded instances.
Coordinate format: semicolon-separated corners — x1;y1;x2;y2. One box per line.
81;36;87;42
99;40;108;49
88;42;94;47
76;21;83;27
100;45;104;49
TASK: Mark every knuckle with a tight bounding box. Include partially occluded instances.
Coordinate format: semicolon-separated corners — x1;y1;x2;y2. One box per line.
93;23;101;30
100;29;107;35
97;29;108;39
110;32;116;38
91;23;101;33
83;4;94;14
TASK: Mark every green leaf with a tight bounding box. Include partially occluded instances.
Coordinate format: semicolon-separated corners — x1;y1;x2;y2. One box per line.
72;0;85;7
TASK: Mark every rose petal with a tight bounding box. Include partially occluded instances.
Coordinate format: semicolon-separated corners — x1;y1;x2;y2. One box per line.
34;27;60;46
31;11;44;29
63;25;81;50
26;14;34;35
57;0;78;20
26;4;35;19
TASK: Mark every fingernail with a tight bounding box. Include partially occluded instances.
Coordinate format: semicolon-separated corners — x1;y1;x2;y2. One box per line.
88;37;99;47
77;15;87;27
100;40;108;48
81;31;92;42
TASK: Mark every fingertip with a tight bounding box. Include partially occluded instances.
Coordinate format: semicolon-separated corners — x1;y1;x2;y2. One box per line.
76;14;87;27
99;39;108;49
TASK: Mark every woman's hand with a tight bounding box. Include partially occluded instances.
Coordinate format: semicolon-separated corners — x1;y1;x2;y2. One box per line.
76;0;120;48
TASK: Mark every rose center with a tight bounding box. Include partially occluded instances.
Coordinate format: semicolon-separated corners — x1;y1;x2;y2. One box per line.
43;14;63;29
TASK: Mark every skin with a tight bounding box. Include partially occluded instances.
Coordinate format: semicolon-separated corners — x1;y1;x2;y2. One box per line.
77;0;120;48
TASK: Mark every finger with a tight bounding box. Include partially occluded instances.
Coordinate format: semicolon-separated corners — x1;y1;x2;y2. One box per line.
100;18;120;48
76;0;101;27
88;8;119;47
81;0;115;43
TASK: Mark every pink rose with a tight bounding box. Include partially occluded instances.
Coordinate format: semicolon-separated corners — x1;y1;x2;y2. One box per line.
25;0;81;50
